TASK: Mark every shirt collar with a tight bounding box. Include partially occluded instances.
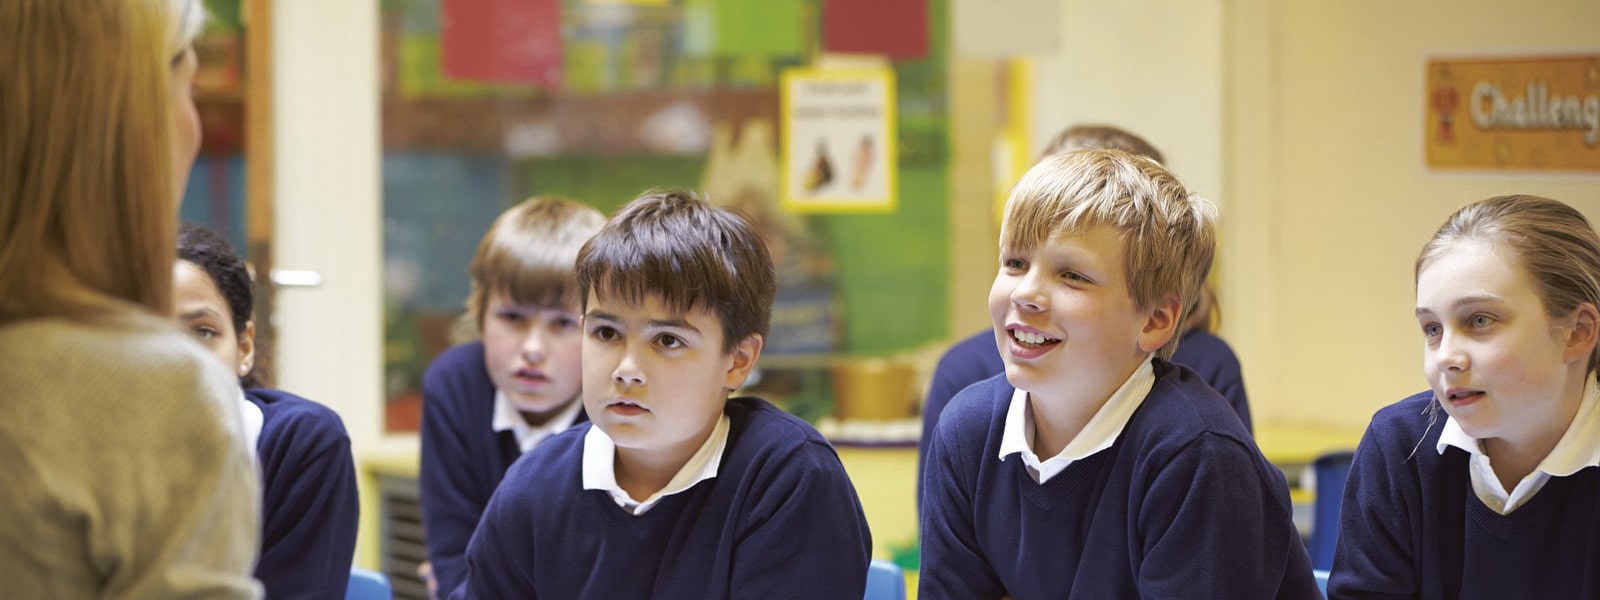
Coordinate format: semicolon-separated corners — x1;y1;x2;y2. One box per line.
492;391;585;454
581;413;731;515
237;388;262;463
998;356;1156;483
1437;378;1600;476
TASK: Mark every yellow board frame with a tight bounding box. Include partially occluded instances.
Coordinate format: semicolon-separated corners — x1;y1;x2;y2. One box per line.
780;66;899;214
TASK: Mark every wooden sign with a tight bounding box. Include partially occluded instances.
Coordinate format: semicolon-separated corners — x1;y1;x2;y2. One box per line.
1426;55;1600;171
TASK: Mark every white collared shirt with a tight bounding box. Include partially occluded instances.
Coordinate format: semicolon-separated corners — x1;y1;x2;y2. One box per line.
1436;379;1600;514
581;414;730;515
238;389;262;463
491;391;585;454
998;356;1156;484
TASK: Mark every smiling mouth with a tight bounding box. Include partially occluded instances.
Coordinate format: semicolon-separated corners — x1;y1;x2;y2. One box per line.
1445;389;1484;402
1010;328;1061;348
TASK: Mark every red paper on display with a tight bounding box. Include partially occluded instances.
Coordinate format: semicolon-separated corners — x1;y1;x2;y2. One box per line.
440;0;563;87
821;0;928;60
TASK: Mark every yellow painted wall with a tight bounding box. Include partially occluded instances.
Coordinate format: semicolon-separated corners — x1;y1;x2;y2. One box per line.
1225;0;1600;428
984;1;1600;432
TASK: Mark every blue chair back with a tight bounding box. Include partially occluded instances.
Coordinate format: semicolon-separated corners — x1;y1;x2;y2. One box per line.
864;558;906;600
346;567;392;600
1309;450;1355;571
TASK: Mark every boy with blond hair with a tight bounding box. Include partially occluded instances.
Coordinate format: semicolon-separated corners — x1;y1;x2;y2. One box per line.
452;190;871;599
921;150;1317;597
419;196;605;596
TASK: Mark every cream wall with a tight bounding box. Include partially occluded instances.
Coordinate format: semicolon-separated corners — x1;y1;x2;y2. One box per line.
271;0;392;567
1227;0;1600;427
1007;0;1600;429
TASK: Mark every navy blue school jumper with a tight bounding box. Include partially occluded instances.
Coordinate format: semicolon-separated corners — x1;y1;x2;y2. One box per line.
1329;391;1600;599
244;388;359;599
450;397;873;600
419;340;588;596
920;360;1319;599
917;328;1253;508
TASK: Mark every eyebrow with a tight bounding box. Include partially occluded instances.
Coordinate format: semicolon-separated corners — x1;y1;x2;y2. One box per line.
179;308;224;321
1415;293;1505;316
584;311;702;334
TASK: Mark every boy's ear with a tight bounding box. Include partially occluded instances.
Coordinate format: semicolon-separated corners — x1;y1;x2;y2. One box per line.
1562;302;1600;365
1136;294;1182;354
239;320;257;377
723;333;765;391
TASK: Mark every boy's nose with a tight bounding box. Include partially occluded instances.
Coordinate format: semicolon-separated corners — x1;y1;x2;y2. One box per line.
612;349;646;388
1010;273;1048;312
520;330;547;361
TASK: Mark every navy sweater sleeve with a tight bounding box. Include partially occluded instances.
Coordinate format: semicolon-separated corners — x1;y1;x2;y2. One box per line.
419;342;502;597
730;434;873;598
918;330;1005;510
1135;432;1302;597
449;442;556;600
1171;330;1252;434
920;377;1009;599
248;388;359;599
1329;392;1433;599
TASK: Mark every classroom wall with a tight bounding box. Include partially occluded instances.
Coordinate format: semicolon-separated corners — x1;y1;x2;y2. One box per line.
272;0;389;566
1227;0;1600;428
1003;0;1600;429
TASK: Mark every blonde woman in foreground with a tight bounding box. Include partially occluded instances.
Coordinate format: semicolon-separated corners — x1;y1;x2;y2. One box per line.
0;0;262;596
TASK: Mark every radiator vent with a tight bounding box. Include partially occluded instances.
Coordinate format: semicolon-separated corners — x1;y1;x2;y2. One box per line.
377;474;429;600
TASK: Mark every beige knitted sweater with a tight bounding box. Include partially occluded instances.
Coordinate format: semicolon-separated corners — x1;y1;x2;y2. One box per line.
0;318;262;598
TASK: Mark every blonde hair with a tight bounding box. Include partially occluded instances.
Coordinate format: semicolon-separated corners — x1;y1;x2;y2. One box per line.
1039;124;1165;165
1416;195;1600;377
999;150;1216;360
0;0;201;325
466;196;606;331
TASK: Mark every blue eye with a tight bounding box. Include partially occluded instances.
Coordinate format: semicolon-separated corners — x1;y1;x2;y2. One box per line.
1471;315;1493;328
1421;323;1442;338
1002;258;1026;270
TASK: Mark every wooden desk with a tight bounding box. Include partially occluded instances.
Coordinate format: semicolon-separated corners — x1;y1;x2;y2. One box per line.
1253;422;1365;468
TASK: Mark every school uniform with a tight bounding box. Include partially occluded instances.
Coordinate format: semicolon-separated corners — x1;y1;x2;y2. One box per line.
917;328;1253;507
921;358;1319;599
451;397;873;599
244;387;359;599
1329;386;1600;599
419;340;588;596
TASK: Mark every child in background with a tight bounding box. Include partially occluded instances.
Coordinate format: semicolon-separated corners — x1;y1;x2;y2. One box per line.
419;197;606;597
921;150;1318;598
1331;195;1600;598
452;190;871;599
174;223;359;598
917;124;1250;507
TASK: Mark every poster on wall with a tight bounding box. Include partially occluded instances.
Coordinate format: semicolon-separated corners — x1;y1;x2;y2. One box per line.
781;66;898;213
1425;55;1600;171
